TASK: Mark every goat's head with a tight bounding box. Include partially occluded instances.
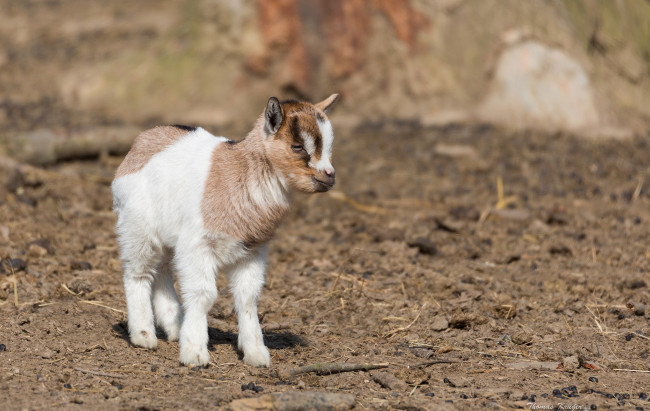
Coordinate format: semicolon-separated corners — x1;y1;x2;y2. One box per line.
263;94;339;193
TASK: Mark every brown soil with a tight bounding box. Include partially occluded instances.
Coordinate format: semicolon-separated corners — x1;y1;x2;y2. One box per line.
1;123;649;410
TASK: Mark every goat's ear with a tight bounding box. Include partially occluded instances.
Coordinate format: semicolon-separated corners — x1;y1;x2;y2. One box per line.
315;93;340;115
264;97;283;135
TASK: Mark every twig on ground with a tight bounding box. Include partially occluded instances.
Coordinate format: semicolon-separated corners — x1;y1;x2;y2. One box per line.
612;369;650;373
79;300;126;314
383;303;426;338
61;283;79;296
327;190;388;214
74;367;125;379
585;305;608;334
632;177;644;201
278;362;389;380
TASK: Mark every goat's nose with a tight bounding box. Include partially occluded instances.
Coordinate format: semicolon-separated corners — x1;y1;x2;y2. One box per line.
324;168;335;178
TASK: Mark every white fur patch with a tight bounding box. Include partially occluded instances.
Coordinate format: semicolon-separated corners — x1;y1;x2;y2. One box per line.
315;119;334;171
301;131;316;156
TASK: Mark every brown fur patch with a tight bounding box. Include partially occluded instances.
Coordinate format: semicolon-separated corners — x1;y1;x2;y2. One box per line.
201;136;289;248
115;126;192;178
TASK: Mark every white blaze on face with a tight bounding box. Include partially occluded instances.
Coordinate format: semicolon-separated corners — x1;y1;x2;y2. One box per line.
314;119;334;173
300;131;316;156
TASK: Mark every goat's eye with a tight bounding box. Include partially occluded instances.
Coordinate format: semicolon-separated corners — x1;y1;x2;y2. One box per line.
291;144;304;152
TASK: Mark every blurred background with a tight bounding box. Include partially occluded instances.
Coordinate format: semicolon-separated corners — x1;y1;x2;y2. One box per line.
1;0;649;163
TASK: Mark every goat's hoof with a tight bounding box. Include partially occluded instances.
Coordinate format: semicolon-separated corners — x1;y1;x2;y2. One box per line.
130;330;158;349
179;345;210;367
163;324;181;342
243;346;271;368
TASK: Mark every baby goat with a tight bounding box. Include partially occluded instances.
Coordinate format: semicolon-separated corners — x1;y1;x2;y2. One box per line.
112;94;339;367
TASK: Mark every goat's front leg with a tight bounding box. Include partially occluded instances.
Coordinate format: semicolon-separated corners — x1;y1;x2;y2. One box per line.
229;247;270;367
176;240;218;367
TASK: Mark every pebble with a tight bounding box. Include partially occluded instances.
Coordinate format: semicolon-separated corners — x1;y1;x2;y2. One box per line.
3;258;27;272
430;315;449;331
625;333;634;341
0;344;6;351
63;383;72;389
590;405;597;410
588;376;598;383
406;238;437;255
562;355;580;371
240;382;263;392
27;243;48;258
425;393;435;397
639;392;647;400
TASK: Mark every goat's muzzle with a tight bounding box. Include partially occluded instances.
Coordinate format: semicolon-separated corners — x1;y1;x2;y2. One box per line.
312;170;335;192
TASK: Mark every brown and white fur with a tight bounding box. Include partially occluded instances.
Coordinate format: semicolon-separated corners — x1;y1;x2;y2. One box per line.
111;94;339;367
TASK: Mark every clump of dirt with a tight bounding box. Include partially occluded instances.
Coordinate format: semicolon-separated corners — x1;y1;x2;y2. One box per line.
1;124;649;409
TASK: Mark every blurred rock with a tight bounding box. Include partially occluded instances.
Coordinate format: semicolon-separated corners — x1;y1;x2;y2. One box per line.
27;244;48;258
562;355;580;371
371;370;408;391
478;41;599;132
406;238;437;256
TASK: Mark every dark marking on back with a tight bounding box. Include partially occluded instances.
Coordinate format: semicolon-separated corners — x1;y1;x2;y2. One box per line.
171;124;197;132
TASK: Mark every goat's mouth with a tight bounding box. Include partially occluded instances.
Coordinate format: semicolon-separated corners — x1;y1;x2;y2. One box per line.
312;177;335;191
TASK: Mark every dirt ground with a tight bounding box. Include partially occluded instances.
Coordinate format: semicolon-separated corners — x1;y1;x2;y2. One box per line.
1;123;650;410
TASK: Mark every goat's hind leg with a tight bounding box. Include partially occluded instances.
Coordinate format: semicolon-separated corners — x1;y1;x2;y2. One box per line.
152;248;182;341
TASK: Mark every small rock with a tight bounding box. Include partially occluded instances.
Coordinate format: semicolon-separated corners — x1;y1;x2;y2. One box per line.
449;313;487;329
511;331;532;345
3;258;26;272
407;238;437;255
27;238;54;254
431;315;449;331
0;344;6;351
370;371;408;391
68;278;94;295
28;244;48;258
40;349;55;359
623;279;646;290
627;302;646;316
562;355;580;371
589;377;598;383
